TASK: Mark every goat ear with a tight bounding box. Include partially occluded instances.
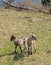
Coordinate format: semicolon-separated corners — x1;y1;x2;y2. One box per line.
33;34;36;37
31;34;36;38
33;34;37;40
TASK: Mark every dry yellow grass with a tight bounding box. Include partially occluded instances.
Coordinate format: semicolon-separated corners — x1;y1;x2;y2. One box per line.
0;8;51;65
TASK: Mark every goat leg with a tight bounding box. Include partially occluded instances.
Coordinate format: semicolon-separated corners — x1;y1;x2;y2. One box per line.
28;47;32;56
14;46;17;53
19;46;22;53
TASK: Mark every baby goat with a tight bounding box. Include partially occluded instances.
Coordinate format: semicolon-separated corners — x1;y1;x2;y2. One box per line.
10;35;27;53
27;34;36;55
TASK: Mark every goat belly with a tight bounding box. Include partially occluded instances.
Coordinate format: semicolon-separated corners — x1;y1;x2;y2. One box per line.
17;40;23;45
19;40;23;45
14;39;24;46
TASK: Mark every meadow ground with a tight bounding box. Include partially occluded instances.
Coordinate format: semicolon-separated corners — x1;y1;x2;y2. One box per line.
0;8;51;65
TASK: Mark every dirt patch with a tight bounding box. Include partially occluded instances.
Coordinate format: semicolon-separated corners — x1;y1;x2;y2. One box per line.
30;18;43;22
20;16;43;22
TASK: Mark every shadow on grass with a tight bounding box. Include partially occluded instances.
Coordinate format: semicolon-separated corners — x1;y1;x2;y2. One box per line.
0;51;26;60
13;53;25;60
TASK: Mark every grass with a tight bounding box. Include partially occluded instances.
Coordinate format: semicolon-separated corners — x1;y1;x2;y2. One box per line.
0;8;51;65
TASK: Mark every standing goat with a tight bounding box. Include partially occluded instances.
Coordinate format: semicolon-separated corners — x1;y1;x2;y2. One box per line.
10;35;27;53
27;34;36;55
10;34;36;55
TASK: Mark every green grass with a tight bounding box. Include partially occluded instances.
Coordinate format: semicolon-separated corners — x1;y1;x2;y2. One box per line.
0;8;51;65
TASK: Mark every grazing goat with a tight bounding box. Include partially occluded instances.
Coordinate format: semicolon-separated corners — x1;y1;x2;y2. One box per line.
27;34;36;55
10;35;27;53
